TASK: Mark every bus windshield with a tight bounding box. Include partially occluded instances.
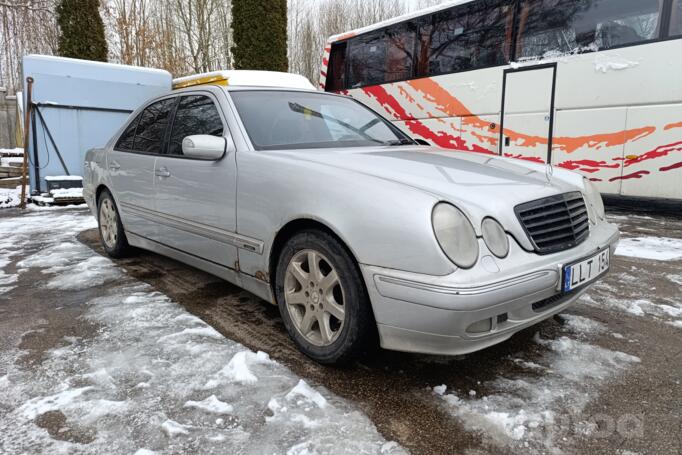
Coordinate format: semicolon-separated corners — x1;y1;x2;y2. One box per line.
230;91;412;151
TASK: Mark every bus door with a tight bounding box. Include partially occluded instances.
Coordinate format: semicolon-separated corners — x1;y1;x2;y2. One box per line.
499;63;557;164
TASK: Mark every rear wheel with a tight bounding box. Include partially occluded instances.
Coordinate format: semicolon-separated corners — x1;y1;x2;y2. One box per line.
97;190;131;258
275;229;374;364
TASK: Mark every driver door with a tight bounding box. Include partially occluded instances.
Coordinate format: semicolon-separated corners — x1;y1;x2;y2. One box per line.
153;93;239;269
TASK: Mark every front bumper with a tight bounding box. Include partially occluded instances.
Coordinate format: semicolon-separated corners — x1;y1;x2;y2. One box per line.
361;220;620;356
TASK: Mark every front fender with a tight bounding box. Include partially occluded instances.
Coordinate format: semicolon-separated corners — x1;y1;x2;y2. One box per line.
235;150;456;278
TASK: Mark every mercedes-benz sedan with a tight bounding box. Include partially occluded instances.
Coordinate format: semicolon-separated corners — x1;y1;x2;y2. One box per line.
84;72;619;364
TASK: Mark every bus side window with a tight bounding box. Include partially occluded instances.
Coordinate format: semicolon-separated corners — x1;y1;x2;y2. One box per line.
326;42;347;92
672;0;682;36
348;31;387;88
426;0;514;77
516;0;663;60
385;24;416;83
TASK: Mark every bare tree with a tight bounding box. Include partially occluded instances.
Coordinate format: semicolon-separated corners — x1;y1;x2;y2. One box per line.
2;0;438;92
0;0;59;94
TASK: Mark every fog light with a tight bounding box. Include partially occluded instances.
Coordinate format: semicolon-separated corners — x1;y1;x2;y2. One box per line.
466;318;492;334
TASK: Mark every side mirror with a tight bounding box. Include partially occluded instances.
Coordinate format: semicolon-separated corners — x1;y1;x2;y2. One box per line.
182;135;228;160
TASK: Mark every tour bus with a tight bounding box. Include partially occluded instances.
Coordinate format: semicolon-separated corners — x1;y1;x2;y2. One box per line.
320;0;682;200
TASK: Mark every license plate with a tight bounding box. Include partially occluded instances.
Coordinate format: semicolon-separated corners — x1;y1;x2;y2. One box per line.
562;249;610;292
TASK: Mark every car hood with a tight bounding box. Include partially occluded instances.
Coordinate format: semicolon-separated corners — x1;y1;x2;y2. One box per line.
283;146;587;250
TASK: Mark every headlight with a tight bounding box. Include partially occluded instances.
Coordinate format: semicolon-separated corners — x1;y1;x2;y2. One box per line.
481;217;509;258
432;203;479;268
583;178;605;222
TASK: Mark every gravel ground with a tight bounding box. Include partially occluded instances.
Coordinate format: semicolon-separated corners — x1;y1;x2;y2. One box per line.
0;204;680;455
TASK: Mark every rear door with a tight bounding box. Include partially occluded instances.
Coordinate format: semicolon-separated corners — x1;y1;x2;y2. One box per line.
107;97;176;239
153;93;239;269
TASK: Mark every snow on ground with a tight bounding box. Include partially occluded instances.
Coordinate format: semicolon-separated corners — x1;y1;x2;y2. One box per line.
0;209;403;454
582;264;682;329
615;236;682;261
433;314;640;453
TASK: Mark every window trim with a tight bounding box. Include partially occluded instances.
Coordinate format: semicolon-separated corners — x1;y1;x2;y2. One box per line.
325;0;682;92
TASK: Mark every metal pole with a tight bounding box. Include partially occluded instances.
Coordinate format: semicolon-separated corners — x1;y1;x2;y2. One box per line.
31;104;40;194
19;77;33;209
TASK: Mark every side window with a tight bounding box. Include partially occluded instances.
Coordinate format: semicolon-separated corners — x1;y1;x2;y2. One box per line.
385;24;416;83
325;42;347;92
133;98;176;154
168;95;224;156
672;0;682;37
516;0;662;59
115;114;140;150
348;31;387;88
425;1;514;77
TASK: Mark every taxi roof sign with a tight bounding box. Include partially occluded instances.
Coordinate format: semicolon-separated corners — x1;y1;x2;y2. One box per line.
172;70;315;90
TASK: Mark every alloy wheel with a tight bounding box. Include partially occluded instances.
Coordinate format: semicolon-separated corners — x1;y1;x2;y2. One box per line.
284;249;346;346
99;198;118;249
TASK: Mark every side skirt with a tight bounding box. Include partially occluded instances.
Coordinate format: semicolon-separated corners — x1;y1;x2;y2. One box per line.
126;231;275;305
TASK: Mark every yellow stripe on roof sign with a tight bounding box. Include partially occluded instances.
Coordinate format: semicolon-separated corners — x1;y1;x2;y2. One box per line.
172;74;229;90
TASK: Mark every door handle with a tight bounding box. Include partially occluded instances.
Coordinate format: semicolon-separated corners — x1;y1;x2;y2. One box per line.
109;161;120;170
155;167;171;178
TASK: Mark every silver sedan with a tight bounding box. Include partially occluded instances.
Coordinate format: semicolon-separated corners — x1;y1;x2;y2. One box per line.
84;81;619;364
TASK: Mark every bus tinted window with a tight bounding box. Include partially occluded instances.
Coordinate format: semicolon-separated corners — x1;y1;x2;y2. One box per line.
516;0;662;59
423;1;514;76
348;31;387;88
346;24;417;88
672;0;682;36
385;24;416;83
326;42;347;91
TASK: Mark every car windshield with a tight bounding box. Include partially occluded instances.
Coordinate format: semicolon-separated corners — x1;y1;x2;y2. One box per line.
230;90;413;150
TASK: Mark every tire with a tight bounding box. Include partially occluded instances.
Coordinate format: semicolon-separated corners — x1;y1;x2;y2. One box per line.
97;189;131;258
274;229;375;364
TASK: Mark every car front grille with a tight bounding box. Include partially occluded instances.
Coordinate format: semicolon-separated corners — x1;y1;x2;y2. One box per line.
515;192;590;255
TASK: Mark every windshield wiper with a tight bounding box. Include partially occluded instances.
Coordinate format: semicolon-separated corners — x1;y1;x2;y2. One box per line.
384;138;416;146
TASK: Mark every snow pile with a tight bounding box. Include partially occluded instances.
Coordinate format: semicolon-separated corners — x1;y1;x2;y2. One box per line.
184;395;234;414
434;315;639;452
0;185;23;209
615;236;682;261
51;187;84;199
0;210;403;454
203;350;273;386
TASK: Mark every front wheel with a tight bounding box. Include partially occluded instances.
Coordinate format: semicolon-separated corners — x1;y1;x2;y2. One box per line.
97;190;131;258
275;230;375;364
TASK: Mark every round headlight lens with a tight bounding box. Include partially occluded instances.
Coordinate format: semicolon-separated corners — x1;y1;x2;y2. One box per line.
481;218;509;258
584;178;605;221
432;203;479;269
